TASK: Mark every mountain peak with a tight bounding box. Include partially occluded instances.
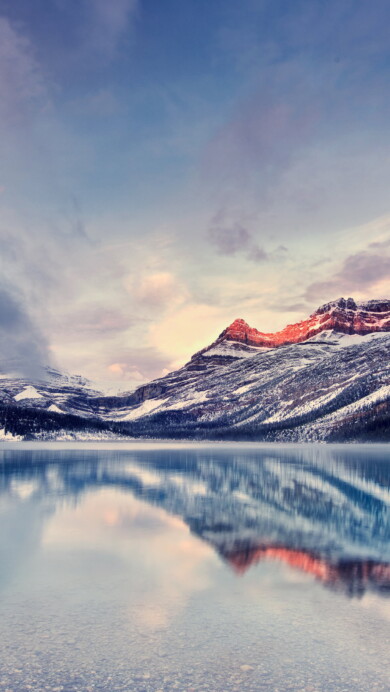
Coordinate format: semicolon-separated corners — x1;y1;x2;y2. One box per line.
314;296;390;315
228;318;250;328
314;297;357;314
214;297;390;351
223;318;252;341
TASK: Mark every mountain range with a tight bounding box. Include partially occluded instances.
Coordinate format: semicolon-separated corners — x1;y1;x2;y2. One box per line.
1;297;390;441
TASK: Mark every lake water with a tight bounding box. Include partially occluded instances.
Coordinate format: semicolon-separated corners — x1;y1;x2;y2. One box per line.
0;443;389;692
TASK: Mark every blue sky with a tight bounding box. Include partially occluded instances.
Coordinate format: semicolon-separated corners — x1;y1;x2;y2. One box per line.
1;0;390;387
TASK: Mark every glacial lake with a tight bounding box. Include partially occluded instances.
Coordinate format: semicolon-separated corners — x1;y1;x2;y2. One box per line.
0;443;389;692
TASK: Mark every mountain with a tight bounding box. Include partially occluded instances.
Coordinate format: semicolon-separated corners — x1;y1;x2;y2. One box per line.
1;297;390;441
0;368;122;440
90;297;390;441
207;296;390;350
0;367;100;416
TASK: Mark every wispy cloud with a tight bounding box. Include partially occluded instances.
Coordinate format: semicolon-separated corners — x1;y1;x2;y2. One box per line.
246;243;268;263
207;211;269;263
305;242;390;300
128;272;189;309
59;306;142;335
105;346;173;383
208;222;250;256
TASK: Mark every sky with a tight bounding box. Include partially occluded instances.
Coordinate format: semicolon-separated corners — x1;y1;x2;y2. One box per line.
0;0;390;389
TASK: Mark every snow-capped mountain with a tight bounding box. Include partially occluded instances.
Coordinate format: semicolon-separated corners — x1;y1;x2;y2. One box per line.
0;367;120;440
0;367;101;417
204;296;390;351
1;297;390;441
89;297;390;441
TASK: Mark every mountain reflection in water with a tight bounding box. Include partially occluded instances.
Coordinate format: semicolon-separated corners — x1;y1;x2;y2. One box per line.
0;444;389;600
226;546;390;598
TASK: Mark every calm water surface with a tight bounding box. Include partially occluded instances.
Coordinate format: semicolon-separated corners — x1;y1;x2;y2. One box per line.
0;442;389;691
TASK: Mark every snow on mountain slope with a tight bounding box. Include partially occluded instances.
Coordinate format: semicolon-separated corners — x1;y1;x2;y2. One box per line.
200;341;264;359
93;298;390;440
14;386;43;401
97;332;389;423
1;297;390;441
47;404;65;414
0;367;102;418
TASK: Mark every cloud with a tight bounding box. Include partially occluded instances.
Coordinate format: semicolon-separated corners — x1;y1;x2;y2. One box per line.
208;223;250;255
128;272;188;309
61;307;138;335
105;346;174;383
267;301;308;313
305;245;390;300
246;243;268;262
367;238;390;251
107;362;144;382
0;285;50;378
207;214;268;263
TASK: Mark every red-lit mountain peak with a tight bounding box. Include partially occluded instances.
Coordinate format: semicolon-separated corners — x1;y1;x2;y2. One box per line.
218;297;390;349
223;318;253;341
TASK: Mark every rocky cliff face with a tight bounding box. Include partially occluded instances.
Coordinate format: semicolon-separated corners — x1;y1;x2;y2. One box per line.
212;298;390;351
